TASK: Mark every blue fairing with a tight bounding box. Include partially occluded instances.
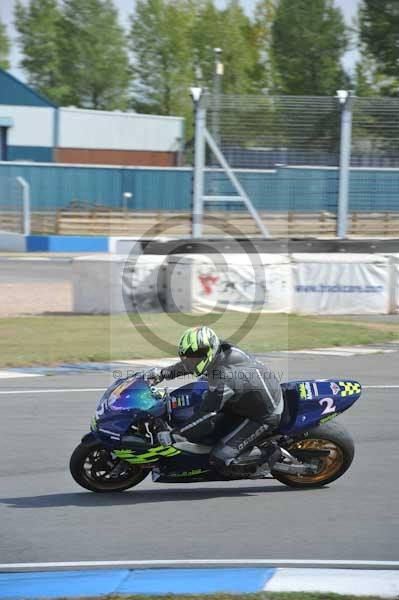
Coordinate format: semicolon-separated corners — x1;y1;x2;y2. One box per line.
93;377;167;438
92;375;361;442
278;379;361;434
168;377;361;433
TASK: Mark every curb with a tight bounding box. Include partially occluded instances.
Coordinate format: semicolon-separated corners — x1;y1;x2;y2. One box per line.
1;566;399;598
2;344;399;379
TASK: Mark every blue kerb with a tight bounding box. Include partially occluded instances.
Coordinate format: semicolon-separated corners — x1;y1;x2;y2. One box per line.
0;567;276;598
26;235;109;252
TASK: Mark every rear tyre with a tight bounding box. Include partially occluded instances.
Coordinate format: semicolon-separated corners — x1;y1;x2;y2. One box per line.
70;442;149;492
273;421;354;488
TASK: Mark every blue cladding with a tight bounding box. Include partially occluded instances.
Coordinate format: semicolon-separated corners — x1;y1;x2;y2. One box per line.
0;162;398;213
8;146;53;162
0;68;56;107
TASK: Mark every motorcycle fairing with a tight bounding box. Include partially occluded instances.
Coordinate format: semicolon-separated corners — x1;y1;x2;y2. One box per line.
279;379;361;435
151;450;214;483
168;378;361;436
169;379;208;423
92;377;167;438
114;445;180;464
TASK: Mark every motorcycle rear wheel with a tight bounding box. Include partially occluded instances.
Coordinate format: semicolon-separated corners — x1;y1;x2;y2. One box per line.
70;442;149;492
273;421;354;488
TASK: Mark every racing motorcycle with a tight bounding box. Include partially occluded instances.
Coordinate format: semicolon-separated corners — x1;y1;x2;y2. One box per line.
70;375;361;492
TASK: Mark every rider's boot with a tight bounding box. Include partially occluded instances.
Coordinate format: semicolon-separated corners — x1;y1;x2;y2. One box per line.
228;441;282;467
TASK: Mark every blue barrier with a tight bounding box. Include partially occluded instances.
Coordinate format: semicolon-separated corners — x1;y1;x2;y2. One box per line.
26;236;109;252
1;162;399;213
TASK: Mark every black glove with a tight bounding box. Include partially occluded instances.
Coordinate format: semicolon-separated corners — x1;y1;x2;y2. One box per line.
143;367;164;385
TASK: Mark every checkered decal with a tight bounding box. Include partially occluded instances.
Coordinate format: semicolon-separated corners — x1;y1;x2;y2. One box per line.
339;381;362;397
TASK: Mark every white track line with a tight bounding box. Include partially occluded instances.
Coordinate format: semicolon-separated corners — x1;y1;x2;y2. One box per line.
1;559;398;571
363;385;399;389
0;372;43;379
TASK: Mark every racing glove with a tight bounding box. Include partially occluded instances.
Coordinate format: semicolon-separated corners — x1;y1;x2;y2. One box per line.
143;367;164;385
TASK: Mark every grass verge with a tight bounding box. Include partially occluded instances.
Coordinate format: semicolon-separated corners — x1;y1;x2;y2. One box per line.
1;313;399;367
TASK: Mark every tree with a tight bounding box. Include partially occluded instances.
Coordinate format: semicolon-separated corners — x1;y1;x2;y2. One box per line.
58;0;131;109
271;0;349;95
252;0;278;92
130;0;195;118
15;0;130;108
357;0;399;96
14;0;66;103
129;0;263;122
0;20;10;70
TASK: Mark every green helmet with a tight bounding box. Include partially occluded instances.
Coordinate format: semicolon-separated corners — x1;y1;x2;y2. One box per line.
178;326;220;376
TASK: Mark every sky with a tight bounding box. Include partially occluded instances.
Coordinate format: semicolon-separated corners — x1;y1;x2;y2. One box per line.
0;0;360;82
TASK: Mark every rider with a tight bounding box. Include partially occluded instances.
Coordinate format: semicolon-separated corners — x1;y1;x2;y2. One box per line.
145;325;284;469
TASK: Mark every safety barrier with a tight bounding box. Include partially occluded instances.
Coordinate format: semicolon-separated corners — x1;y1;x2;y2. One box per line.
4;209;399;237
72;253;399;315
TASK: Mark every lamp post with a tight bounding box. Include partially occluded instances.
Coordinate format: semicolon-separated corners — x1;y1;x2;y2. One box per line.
336;90;354;239
212;47;223;149
122;192;132;212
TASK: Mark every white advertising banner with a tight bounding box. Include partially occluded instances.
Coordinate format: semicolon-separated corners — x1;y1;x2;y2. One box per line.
293;254;390;315
73;255;166;314
394;263;399;314
168;254;292;313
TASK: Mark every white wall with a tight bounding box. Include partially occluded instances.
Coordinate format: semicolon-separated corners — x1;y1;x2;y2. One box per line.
0;232;26;251
58;108;184;152
1;105;54;147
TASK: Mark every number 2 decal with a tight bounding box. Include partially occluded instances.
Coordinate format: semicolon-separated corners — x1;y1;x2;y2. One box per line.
319;397;336;415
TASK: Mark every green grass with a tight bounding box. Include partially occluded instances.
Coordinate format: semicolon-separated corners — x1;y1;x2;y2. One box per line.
1;313;399;367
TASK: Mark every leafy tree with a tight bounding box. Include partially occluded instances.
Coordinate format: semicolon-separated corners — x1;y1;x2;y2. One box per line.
129;0;263;132
15;0;130;108
357;0;399;96
252;0;278;92
14;0;65;102
271;0;349;95
129;0;195;118
215;0;260;94
0;20;10;70
58;0;131;109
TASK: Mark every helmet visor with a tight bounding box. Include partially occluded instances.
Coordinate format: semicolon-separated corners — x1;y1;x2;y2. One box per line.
180;349;208;375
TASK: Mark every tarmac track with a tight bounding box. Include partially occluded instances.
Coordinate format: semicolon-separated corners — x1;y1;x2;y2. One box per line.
0;351;398;564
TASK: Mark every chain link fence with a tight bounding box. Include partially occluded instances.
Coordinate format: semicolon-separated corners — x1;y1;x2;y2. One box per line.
192;92;399;236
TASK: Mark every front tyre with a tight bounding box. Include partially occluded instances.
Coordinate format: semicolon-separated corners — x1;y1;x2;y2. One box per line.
70;442;148;492
273;421;355;488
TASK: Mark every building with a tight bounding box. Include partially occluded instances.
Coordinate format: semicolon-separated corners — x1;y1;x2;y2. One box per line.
0;68;185;166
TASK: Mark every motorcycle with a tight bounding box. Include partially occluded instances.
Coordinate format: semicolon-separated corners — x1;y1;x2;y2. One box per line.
70;375;361;492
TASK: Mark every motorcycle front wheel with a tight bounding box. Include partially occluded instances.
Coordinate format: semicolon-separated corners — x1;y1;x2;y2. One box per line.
70;442;149;492
273;421;355;488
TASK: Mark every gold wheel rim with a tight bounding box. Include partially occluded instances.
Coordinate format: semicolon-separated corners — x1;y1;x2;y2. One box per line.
283;438;344;484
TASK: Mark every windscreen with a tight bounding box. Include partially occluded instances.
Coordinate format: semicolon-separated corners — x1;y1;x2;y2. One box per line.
102;377;161;412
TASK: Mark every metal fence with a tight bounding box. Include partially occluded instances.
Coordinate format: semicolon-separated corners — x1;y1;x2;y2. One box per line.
0;93;398;238
193;91;399;237
0;174;30;234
